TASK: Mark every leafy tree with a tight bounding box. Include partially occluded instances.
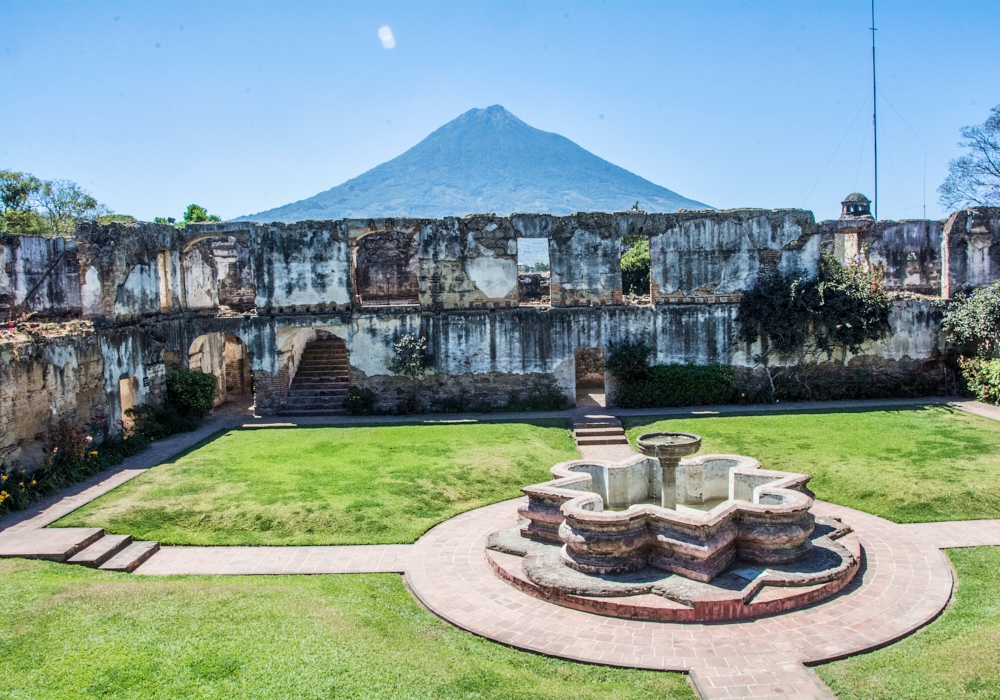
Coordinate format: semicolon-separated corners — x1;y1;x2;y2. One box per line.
0;170;44;235
620;234;651;296
531;261;550;272
183;204;221;224
938;104;1000;209
0;170;115;236
35;179;108;236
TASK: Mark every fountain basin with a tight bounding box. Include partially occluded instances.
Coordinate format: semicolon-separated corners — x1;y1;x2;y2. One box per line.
518;453;815;582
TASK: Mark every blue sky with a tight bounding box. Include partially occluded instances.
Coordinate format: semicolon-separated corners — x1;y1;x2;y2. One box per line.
2;1;998;222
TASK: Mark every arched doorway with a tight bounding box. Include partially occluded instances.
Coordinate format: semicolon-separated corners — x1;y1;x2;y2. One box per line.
189;332;253;407
353;231;419;306
279;329;349;415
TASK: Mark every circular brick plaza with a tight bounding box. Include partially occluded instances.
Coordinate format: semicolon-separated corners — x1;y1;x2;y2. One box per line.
406;497;954;673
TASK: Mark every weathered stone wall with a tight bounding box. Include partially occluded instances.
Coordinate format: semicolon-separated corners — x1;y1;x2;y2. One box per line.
1;205;997;464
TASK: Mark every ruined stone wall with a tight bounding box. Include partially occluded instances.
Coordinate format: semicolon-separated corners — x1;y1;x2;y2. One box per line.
647;209;820;303
1;206;997;448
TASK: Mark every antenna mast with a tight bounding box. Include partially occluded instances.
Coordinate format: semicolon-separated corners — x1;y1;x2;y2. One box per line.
870;0;878;220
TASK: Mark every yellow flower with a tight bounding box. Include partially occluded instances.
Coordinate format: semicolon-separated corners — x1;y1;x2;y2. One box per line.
89;451;98;456
30;480;36;485
19;482;24;487
1;475;6;481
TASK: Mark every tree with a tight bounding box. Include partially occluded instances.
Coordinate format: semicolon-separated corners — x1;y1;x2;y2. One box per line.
620;234;651;296
938;104;1000;209
35;179;108;236
1;171;112;236
183;204;221;224
0;170;44;235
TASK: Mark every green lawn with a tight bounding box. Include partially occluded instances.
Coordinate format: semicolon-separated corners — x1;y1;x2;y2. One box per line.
817;547;1000;699
0;559;695;700
625;406;1000;523
55;421;577;546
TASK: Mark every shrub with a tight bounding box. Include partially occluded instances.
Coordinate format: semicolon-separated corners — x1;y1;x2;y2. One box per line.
166;368;218;418
0;419;149;517
605;338;654;383
343;386;378;415
614;363;737;409
941;282;1000;357
126;403;200;441
388;334;433;380
503;388;570;412
959;357;1000;404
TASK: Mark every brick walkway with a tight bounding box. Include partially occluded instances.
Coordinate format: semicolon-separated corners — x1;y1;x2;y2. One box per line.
134;544;411;575
405;497;954;698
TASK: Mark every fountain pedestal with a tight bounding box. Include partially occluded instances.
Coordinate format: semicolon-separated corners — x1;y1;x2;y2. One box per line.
635;432;702;510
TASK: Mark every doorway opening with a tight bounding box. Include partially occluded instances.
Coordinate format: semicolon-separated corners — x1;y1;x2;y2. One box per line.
574;348;606;408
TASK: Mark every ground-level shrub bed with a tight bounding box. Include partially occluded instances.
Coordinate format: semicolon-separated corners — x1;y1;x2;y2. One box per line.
625;407;1000;523
818;547;1000;700
0;559;695;700
0;368;217;518
56;421;578;546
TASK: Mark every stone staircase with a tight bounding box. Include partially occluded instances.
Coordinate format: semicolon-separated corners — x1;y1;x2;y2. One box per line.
0;527;159;573
573;417;630;447
281;338;350;416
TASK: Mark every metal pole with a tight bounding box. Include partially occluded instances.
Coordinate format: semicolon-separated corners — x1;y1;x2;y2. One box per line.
871;0;878;220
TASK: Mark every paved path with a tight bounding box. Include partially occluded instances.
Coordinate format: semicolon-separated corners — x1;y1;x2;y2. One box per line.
405;497;952;699
4;394;1000;699
135;544;411;575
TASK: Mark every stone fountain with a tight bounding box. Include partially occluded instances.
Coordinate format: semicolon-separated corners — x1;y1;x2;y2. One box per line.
486;431;860;622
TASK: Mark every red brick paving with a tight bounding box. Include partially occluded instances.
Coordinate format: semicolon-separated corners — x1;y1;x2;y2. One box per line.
135;544;411;575
405;497;954;698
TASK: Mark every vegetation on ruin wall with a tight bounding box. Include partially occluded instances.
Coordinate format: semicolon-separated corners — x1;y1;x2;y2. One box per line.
626;407;1000;524
0;369;217;517
606;256;923;408
56;422;577;546
0;560;694;700
941;281;1000;404
819;547;1000;700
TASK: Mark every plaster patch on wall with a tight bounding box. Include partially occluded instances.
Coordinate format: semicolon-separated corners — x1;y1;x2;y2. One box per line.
113;264;159;318
464;256;517;299
82;266;102;317
350;314;420;376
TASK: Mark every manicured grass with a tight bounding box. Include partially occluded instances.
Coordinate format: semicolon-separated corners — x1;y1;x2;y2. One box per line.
625;407;1000;523
0;559;695;700
817;547;1000;699
56;421;577;546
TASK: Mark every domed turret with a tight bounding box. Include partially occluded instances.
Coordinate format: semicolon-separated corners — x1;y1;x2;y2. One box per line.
840;193;872;219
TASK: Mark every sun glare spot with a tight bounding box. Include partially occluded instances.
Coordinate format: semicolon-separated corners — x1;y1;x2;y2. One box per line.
378;26;395;49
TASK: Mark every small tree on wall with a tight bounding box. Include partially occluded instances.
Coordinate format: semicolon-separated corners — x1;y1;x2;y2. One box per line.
735;255;892;396
388;334;432;380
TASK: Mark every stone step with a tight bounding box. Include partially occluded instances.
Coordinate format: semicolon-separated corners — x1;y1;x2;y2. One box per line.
294;368;350;375
0;527;106;562
280;408;350;416
67;534;133;568
99;541;160;573
572;421;621;431
288;387;350;395
575;435;631;446
574;426;626;437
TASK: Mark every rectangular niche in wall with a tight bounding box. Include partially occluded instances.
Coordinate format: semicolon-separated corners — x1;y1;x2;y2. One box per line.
354;231;420;307
157;250;172;311
517;238;551;305
119;377;139;428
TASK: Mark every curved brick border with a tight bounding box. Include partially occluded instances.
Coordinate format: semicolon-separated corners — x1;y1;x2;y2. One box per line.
405;497;953;672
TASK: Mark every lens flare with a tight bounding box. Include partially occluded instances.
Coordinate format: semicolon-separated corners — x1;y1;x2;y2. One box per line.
378;26;395;49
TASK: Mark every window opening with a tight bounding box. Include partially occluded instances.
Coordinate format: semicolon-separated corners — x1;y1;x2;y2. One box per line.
517;238;551;305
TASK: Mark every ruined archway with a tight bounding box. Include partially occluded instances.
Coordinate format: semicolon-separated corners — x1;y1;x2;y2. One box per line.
181;235;256;312
278;328;350;415
352;231;419;306
189;332;254;407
